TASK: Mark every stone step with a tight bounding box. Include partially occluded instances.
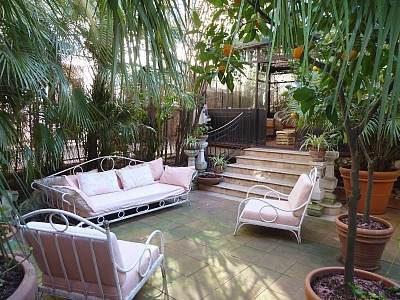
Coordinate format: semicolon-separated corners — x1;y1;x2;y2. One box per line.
198;181;289;200
244;147;310;162
236;155;312;172
226;163;303;182
221;171;296;194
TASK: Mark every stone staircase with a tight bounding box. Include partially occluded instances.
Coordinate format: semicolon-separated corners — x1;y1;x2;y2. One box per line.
200;147;316;199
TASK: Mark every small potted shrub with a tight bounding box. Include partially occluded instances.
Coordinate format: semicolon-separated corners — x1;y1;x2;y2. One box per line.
194;124;212;141
183;135;200;167
300;133;330;162
210;155;227;174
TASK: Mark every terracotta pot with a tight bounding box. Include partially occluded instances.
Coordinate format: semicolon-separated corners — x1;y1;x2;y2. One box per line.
308;148;326;162
213;166;224;174
196;134;209;141
305;266;399;300
335;214;394;271
197;174;223;185
339;167;400;214
0;254;37;300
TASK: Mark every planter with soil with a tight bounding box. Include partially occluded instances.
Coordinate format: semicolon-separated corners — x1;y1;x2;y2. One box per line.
335;213;394;271
308;147;327;162
196;173;223;185
305;266;400;300
339;167;400;214
0;255;37;300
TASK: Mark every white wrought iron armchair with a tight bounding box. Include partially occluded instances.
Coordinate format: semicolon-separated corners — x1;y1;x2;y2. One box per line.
18;209;167;299
233;167;317;243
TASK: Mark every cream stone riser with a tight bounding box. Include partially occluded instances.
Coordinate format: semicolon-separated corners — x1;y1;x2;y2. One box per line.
198;182;289;199
226;164;302;182
221;173;294;194
236;156;311;172
244;148;310;162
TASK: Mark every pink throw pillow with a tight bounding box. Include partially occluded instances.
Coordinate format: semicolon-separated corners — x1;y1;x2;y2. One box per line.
77;170;121;196
159;166;195;190
115;165;154;190
145;158;164;180
64;169;98;188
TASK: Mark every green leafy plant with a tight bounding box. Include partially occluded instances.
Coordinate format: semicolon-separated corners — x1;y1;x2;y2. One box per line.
183;135;200;150
210;155;227;169
300;133;330;151
194;124;212;136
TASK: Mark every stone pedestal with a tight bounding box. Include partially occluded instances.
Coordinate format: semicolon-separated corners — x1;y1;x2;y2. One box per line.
184;150;199;167
195;140;208;171
310;162;326;201
321;150;340;213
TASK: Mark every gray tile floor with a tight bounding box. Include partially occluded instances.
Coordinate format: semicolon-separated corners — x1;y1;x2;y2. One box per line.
111;190;400;300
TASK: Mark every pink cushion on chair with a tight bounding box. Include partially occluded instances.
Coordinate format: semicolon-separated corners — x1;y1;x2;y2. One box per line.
241;199;301;227
118;240;160;299
24;222;161;300
287;174;313;217
24;222;126;289
145;158;164;180
159;166;195;190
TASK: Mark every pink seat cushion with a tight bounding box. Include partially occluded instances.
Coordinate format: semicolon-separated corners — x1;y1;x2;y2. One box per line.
287;174;313;217
159;166;195;190
119;240;160;299
241;199;300;227
85;183;185;216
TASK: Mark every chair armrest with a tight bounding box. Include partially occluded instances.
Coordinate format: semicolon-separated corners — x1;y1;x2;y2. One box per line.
246;184;288;200
32;181;75;209
116;229;164;277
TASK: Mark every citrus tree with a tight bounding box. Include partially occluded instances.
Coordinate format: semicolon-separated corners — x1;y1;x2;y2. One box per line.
201;0;400;293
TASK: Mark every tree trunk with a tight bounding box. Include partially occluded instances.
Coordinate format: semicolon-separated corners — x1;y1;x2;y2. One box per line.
344;129;361;292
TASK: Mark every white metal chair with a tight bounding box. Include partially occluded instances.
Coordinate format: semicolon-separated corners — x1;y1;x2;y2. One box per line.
233;167;317;243
18;209;167;300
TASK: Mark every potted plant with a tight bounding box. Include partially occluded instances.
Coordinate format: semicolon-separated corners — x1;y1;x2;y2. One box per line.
339;110;400;215
300;133;330;162
1;191;37;300
183;135;200;167
194;124;212;141
210;155;227;174
196;172;223;185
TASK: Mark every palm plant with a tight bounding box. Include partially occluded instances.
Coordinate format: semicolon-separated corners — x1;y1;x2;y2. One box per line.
0;0;188;293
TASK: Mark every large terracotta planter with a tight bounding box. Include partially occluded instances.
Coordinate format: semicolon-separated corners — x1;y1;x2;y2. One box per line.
305;266;399;300
339;167;400;214
0;254;37;300
335;214;394;271
197;173;223;185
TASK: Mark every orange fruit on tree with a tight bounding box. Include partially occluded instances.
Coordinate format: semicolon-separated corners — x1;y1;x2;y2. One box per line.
222;44;234;57
290;113;298;119
341;50;357;62
313;66;318;71
218;65;226;72
233;0;243;4
293;46;304;59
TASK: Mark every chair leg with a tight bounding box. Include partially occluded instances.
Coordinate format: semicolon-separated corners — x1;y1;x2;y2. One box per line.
161;261;169;299
233;221;242;236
